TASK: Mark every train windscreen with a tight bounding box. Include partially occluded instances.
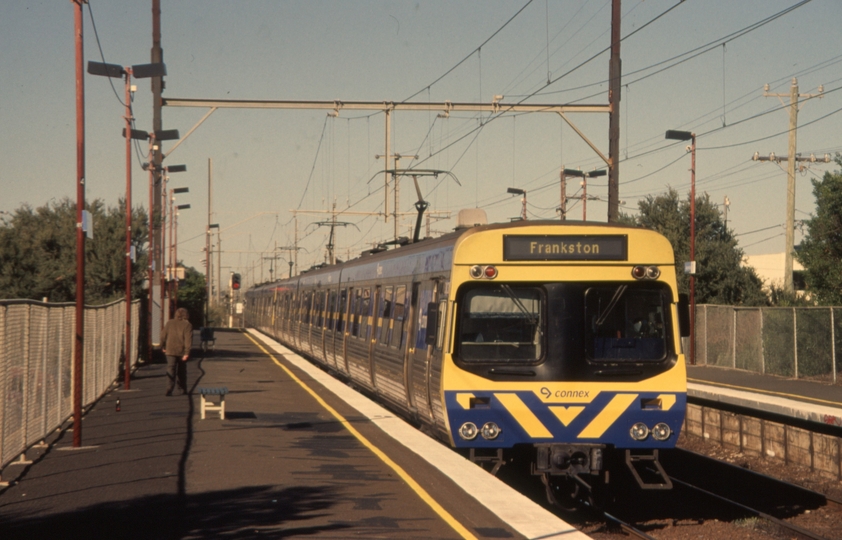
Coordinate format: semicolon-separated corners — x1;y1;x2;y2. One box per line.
456;282;673;367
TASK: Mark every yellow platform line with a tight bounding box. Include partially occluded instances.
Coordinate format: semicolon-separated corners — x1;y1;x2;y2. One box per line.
244;332;477;540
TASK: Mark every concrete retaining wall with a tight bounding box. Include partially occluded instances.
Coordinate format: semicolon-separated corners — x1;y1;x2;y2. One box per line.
683;403;842;480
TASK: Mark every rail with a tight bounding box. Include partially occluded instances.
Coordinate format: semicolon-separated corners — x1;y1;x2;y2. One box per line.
0;299;141;471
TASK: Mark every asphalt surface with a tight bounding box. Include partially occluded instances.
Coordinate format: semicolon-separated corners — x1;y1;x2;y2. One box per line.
0;329;534;540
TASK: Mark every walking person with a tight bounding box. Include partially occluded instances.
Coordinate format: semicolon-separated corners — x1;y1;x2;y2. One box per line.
161;307;193;396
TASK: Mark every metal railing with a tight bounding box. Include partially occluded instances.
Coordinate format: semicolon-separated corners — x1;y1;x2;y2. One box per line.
0;299;140;470
694;304;840;382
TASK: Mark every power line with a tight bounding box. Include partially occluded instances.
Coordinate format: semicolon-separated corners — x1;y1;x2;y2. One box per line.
402;0;536;102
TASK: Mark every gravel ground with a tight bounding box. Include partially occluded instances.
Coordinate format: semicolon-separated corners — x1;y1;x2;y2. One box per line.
576;432;842;539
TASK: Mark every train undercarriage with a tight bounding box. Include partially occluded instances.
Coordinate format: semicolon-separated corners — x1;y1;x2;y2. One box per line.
469;443;674;511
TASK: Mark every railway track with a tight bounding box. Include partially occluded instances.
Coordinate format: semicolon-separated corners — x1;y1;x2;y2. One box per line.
495;445;842;539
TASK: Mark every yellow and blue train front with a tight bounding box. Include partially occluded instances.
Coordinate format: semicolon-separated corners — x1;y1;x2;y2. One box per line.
445;387;686;448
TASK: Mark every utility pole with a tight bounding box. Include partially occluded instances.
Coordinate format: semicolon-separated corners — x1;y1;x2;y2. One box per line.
72;0;86;448
723;196;730;232
758;78;824;292
151;0;165;348
607;0;622;222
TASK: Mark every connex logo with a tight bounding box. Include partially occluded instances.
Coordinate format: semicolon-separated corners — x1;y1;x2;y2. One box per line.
540;387;551;399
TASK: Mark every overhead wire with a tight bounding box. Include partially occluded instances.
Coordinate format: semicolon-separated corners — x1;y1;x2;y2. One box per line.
402;0;536;103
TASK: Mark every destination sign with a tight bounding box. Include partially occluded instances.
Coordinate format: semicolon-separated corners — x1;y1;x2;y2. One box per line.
503;234;628;261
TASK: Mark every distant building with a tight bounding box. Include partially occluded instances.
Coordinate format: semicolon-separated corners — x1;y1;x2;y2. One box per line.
742;252;805;291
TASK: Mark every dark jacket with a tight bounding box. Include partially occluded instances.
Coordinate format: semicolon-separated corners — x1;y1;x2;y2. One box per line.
161;318;193;357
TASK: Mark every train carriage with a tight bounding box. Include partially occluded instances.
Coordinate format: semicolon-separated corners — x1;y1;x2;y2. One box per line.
245;212;688;508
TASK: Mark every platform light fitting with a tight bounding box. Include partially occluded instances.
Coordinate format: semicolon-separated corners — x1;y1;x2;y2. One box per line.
155;129;180;141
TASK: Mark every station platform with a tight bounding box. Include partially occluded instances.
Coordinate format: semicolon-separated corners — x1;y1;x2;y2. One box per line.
687;364;842;430
0;328;585;540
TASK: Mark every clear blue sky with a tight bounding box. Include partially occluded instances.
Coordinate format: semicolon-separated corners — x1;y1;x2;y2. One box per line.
2;1;840;287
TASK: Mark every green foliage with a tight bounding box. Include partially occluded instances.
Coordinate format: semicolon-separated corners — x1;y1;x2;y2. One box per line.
795;156;842;305
622;187;767;306
0;198;148;303
176;266;208;327
766;284;814;307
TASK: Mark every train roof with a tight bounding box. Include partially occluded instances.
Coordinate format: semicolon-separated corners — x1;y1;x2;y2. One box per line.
248;219;658;294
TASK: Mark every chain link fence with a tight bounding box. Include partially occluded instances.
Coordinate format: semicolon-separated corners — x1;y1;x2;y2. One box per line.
0;299;140;470
694;304;841;383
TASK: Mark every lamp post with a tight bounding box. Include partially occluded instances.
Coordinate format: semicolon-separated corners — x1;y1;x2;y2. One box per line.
507;187;527;220
143;155;184;360
560;169;606;221
88;59;165;390
159;164;186;324
169;187;189;317
205;223;219;327
665;129;696;365
172;203;190;312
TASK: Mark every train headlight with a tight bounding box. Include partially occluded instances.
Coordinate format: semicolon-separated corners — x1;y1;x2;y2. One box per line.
459;422;478;440
651;423;671;441
481;422;501;440
630;422;649;441
470;265;484;279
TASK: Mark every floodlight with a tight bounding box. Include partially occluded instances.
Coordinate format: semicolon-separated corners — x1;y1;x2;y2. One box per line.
87;61;124;78
131;62;166;79
665;130;693;141
122;128;149;140
155;129;180;141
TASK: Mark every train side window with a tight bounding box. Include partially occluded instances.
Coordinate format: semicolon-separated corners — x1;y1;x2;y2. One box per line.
327;290;337;330
350;288;361;337
337;288;348;333
292;292;300;323
390;285;407;349
378;286;393;345
436;299;447;350
359;288;372;339
302;291;313;325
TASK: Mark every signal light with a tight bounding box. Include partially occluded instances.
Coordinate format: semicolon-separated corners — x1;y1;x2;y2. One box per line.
469;265;498;280
632;265;660;280
232;273;241;290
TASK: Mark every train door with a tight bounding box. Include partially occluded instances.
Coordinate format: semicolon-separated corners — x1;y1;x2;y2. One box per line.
368;285;380;390
336;287;350;375
405;282;436;423
427;280;449;429
325;288;338;370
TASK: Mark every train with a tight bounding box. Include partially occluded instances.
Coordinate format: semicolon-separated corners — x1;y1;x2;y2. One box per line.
244;209;689;509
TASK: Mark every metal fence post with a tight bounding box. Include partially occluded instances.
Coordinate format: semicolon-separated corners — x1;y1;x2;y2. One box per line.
830;307;836;383
23;304;31;454
760;307;765;375
0;305;6;466
732;307;737;369
793;307;798;379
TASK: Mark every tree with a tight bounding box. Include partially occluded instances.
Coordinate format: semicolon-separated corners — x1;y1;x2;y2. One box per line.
620;188;767;306
0;198;148;303
175;266;208;327
795;156;842;305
